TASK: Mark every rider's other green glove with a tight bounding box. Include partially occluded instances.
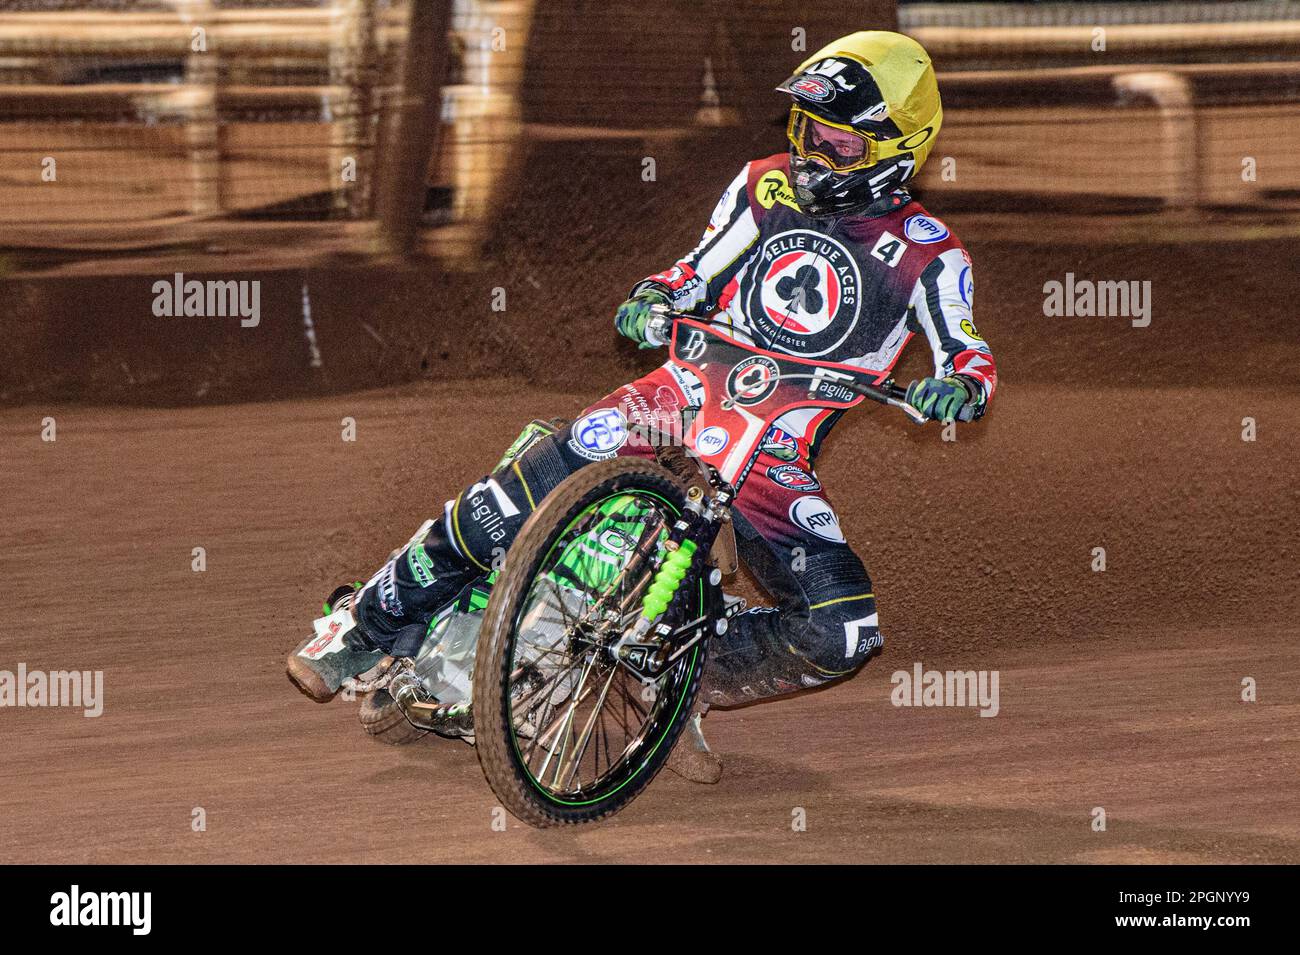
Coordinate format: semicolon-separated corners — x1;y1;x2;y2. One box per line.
613;287;671;349
906;375;979;423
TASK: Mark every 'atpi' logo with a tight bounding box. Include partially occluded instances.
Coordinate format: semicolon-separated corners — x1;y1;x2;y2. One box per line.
959;265;974;308
694;426;730;457
903;214;949;244
789;496;845;543
726;356;779;406
748;230;861;357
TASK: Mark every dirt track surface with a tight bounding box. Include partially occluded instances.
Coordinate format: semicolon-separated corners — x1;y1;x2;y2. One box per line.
1;382;1298;864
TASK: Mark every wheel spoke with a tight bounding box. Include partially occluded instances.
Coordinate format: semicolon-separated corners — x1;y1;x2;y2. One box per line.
557;664;621;790
535;647;599;787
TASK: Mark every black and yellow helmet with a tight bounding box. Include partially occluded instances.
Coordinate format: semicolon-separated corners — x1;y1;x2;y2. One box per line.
777;31;942;215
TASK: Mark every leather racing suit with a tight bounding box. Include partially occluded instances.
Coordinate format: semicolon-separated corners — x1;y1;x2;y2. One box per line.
352;152;997;707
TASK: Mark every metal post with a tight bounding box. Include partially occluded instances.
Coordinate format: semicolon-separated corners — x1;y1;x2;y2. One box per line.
332;0;379;217
177;0;220;218
374;0;454;257
1113;71;1199;211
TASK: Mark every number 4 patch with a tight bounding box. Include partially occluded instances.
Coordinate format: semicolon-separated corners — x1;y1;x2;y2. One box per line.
870;231;907;268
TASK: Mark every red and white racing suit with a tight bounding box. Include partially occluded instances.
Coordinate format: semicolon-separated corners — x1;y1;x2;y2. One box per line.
354;153;997;706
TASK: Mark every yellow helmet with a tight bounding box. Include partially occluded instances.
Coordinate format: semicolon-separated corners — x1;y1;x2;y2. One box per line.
776;31;942;214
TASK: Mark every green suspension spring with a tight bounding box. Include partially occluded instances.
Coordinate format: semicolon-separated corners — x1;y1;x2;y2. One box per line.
641;539;698;620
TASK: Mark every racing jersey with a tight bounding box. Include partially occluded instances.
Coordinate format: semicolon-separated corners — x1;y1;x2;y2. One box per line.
633;152;997;457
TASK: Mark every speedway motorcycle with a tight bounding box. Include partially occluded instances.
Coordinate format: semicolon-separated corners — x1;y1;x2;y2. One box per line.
330;308;925;827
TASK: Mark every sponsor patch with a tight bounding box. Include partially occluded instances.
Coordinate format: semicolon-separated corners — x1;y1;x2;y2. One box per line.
616;385;655;431
903;214;949;244
959;266;974;308
567;408;628;461
694;425;730;457
843;613;882;658
675;327;709;363
301;621;341;659
645;263;703;310
851;101;890;125
464;477;519;548
755;170;801;212
726;355;780;406
767;464;822;492
746;229;862;357
960;318;984;341
808;366;858;404
407;545;437;588
788;75;836;103
646;262;695;290
760;426;800;463
404;519;437;587
897;127;936;151
374;562;403;616
707;187;733;232
645;385;686;444
666;361;705;409
788;496;845;543
598;528;634;555
301;606;354;660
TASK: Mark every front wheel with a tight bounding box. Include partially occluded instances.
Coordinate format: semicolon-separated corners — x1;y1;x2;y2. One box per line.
473;457;709;827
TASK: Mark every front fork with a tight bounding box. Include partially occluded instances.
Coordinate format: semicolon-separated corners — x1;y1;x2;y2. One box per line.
611;483;737;680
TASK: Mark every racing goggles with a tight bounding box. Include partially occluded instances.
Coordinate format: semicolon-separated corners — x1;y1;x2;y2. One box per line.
786;105;938;174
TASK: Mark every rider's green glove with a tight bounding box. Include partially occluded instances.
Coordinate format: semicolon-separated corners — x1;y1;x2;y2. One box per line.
614;286;671;349
906;375;981;423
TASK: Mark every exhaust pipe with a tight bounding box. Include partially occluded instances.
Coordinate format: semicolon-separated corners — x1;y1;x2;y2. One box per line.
388;665;471;733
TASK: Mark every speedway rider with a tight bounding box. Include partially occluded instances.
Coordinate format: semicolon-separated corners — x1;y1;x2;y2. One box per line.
288;31;997;783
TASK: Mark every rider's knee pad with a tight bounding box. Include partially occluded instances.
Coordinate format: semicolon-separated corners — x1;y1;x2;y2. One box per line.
447;481;522;573
799;596;882;677
512;431;574;503
450;427;590;572
790;550;882;677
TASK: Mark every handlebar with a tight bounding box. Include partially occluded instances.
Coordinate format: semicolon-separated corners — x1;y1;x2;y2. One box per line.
642;307;676;349
646;306;929;425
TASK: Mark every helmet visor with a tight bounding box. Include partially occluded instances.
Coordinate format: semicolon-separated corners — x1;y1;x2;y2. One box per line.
788;108;872;173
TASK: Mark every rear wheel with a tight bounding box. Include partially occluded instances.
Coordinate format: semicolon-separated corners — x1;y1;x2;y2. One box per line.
358;689;427;745
473;457;708;827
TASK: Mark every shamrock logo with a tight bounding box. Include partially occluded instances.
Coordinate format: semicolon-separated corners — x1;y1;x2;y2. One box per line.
776;264;823;314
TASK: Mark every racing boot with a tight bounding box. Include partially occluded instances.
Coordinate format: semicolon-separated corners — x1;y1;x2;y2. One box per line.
666;705;723;784
287;585;386;703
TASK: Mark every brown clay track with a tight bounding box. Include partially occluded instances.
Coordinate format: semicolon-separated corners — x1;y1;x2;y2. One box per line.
1;382;1296;863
